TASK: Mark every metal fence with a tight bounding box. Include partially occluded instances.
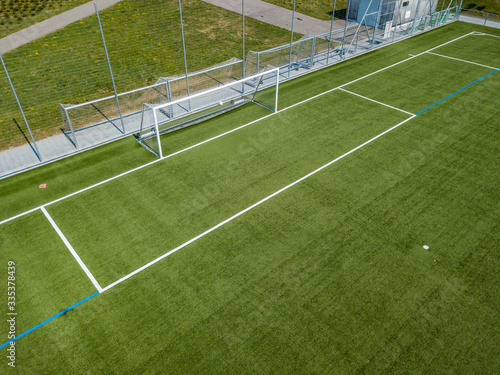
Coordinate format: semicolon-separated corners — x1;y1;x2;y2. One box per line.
0;0;461;178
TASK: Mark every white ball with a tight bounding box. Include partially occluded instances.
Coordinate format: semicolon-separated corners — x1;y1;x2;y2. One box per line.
219;101;223;106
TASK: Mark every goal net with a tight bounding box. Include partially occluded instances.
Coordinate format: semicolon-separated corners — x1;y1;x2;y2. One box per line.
136;67;279;158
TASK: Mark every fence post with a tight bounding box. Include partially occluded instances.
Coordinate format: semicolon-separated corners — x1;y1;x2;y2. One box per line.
0;52;41;161
178;0;190;97
242;0;245;78
327;0;337;65
288;0;297;78
341;0;352;59
372;0;385;49
94;2;125;134
392;0;404;42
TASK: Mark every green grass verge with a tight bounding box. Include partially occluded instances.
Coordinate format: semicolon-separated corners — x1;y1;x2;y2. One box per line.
0;0;89;39
462;0;500;14
262;0;349;21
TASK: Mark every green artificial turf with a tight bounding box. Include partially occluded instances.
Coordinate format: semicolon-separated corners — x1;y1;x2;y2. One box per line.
46;89;409;286
0;22;498;374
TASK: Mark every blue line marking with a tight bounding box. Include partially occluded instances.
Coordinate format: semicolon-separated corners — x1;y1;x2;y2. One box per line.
0;291;99;349
416;67;499;115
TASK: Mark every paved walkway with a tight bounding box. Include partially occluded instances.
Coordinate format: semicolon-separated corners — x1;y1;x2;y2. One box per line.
203;0;347;36
0;0;124;54
459;15;500;29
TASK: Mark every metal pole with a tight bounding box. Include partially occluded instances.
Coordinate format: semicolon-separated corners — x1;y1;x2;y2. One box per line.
372;0;385;49
288;0;296;78
410;0;422;35
152;109;163;159
346;0;375;55
341;0;352;58
0;52;41;161
274;69;279;113
327;0;338;65
94;2;125;134
393;0;403;42
242;0;245;78
178;0;190;97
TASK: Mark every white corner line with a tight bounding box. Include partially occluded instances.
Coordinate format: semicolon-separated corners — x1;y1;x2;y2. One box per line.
339;88;415;116
425;51;499;70
0;32;475;228
40;207;103;293
102;114;417;292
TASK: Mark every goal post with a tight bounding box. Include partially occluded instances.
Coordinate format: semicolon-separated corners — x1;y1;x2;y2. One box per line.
136;67;280;158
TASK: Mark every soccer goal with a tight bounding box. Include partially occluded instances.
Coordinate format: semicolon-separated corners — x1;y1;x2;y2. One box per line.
136;67;280;158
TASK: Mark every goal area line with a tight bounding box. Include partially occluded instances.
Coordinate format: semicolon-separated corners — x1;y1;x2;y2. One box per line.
0;31;480;229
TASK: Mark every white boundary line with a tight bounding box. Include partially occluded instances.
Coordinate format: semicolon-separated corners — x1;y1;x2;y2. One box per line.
339;88;415;115
472;31;500;38
426;51;499;70
0;31;475;228
41;207;103;292
102;114;417;292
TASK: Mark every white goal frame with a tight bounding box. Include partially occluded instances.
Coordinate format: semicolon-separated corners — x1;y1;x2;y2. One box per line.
137;67;280;158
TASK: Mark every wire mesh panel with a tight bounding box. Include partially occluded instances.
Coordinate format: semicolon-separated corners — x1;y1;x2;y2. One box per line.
0;10;114;152
245;36;315;76
61;81;170;138
158;58;244;103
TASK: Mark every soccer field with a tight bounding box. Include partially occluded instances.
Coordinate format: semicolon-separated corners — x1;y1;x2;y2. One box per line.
1;22;499;373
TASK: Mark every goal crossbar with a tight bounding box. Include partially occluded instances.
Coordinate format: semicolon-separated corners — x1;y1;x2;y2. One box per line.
137;67;280;158
152;67;279;113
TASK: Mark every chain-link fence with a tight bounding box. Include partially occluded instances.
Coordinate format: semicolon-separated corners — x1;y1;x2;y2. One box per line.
0;0;459;178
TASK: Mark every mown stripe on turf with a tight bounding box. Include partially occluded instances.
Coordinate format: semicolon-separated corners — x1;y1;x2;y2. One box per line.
0;291;99;349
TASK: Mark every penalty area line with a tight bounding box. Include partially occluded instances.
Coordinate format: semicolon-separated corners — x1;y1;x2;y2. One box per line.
41;207;103;292
102;114;417;292
0;291;99;349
